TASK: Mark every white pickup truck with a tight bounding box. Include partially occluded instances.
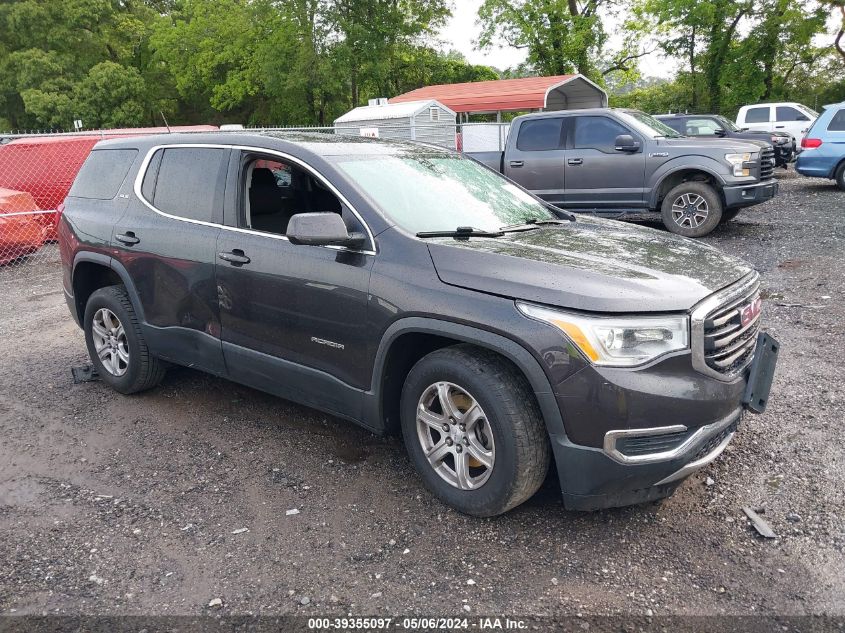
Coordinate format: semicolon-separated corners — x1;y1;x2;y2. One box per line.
735;102;818;142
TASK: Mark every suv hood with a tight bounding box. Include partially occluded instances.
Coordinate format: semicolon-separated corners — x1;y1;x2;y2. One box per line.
426;217;752;313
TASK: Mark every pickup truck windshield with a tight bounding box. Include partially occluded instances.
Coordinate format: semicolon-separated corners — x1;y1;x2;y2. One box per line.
715;115;740;132
618;111;685;139
332;154;558;234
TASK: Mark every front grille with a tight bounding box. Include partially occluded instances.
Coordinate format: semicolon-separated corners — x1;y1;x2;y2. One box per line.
759;147;775;179
691;421;738;461
701;279;761;377
616;428;694;457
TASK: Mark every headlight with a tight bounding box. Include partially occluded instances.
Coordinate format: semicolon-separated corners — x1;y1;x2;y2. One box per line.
517;303;689;367
725;152;756;177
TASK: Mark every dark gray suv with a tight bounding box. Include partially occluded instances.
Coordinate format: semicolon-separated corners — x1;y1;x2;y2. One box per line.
59;132;779;516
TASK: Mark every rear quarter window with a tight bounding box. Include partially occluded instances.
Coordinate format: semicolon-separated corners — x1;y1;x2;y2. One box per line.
828;110;845;132
69;149;138;200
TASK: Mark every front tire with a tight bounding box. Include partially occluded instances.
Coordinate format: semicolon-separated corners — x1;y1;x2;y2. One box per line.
84;285;166;394
661;182;723;237
835;162;845;191
399;345;550;517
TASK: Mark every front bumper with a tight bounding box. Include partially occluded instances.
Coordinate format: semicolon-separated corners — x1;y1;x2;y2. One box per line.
723;179;778;208
549;329;778;511
554;408;741;511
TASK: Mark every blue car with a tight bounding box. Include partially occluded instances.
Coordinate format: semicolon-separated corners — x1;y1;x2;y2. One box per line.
796;102;845;190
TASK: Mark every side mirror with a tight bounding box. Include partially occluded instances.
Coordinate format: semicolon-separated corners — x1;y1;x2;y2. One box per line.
286;212;367;249
714;128;727;137
614;134;640;152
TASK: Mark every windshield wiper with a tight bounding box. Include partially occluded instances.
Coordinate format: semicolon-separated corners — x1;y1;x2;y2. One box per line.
416;226;504;240
499;218;574;231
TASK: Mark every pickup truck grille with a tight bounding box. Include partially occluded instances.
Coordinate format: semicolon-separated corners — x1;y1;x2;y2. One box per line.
692;274;761;380
760;147;775;180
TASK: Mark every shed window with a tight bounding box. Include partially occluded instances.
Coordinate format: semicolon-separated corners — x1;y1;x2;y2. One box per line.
429;107;440;122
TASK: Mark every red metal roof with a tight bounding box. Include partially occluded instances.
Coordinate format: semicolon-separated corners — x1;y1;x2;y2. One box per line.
390;75;578;113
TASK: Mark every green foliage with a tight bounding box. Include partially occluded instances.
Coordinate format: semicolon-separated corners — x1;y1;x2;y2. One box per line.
0;0;842;129
477;0;607;80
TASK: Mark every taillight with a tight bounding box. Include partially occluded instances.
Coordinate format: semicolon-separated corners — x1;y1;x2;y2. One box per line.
801;138;822;149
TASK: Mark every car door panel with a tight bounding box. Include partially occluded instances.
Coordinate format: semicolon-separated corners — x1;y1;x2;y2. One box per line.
563;115;646;208
112;146;229;374
504;117;566;204
215;151;375;420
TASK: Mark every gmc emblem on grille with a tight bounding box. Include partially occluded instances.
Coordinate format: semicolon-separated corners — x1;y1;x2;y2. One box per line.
739;297;762;327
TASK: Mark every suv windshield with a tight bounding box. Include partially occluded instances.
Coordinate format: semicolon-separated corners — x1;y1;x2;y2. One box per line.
331;154;558;235
618;110;685;138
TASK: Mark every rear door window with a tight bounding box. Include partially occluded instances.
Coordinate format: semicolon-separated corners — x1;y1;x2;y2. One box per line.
516;118;564;151
828;110;845;132
572;116;631;152
145;147;229;223
776;106;810;122
69;149;138;200
744;107;771;124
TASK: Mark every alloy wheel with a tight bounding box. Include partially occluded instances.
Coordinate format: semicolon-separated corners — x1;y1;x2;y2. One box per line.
91;308;129;376
671;193;710;229
416;382;495;490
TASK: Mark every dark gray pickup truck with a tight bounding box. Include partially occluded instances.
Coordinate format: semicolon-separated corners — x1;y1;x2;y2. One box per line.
468;108;779;237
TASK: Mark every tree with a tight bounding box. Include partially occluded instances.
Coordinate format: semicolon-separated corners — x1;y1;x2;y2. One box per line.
0;0;169;129
477;0;608;79
823;0;845;62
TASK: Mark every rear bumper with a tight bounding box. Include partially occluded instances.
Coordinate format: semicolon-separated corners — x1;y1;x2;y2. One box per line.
796;154;838;179
553;409;741;511
723;179;778;209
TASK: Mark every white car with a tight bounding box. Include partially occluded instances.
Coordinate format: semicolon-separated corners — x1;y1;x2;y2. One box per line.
735;102;818;142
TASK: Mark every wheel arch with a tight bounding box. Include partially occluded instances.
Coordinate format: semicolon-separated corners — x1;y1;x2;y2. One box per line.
71;252;146;325
364;317;566;440
649;165;725;209
833;157;845;181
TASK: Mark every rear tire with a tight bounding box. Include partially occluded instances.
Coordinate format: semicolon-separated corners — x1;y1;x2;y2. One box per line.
84;285;166;394
835;162;845;191
399;345;550;517
660;182;723;237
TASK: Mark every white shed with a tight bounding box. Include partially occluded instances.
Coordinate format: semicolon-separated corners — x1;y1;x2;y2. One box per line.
333;99;457;149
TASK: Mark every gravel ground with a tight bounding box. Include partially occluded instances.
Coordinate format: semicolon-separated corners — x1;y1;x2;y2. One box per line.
0;170;843;622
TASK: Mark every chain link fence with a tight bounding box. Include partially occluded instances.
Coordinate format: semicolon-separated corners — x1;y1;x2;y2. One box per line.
0;121;512;285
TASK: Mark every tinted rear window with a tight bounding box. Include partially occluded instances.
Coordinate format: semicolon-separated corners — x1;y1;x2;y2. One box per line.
516;118;564;151
744;107;770;124
149;148;229;222
828;109;845;132
69;149;138;200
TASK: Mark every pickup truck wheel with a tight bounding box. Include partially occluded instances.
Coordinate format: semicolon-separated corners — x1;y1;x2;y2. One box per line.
84;285;166;394
835;162;845;191
400;345;550;517
661;182;723;237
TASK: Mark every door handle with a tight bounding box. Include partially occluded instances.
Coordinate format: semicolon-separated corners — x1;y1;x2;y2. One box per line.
115;232;140;245
568;158;583;166
775;125;785;129
509;160;524;168
218;250;251;265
